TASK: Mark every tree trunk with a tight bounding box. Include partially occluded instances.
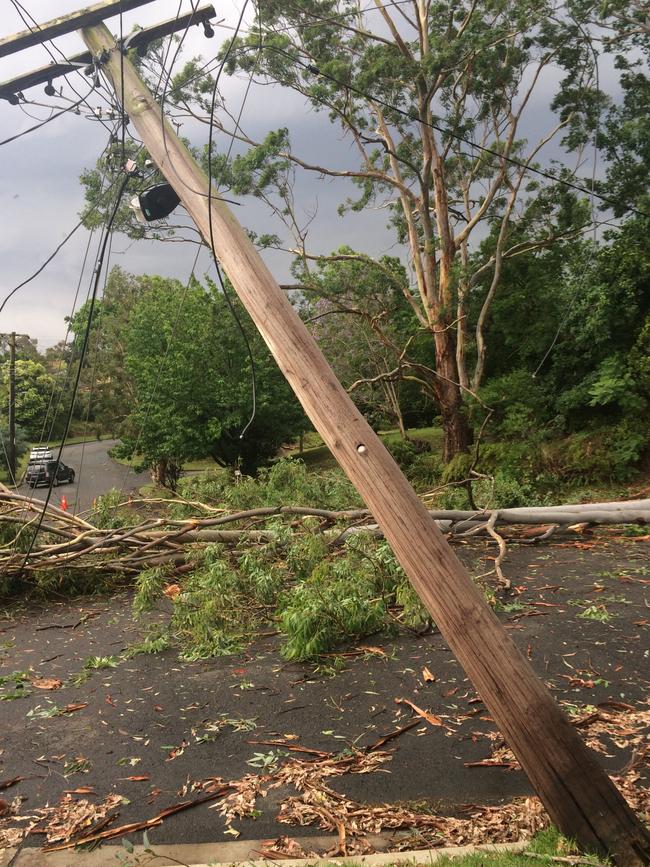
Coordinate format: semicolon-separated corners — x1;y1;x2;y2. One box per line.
151;459;167;487
432;326;472;461
382;378;407;440
440;397;472;462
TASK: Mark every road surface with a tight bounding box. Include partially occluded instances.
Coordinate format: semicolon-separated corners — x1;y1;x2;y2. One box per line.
17;439;151;514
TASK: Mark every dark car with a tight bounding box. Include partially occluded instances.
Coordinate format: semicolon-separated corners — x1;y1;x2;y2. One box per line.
25;460;75;488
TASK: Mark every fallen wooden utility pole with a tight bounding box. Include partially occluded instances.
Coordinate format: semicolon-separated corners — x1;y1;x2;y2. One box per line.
78;23;650;866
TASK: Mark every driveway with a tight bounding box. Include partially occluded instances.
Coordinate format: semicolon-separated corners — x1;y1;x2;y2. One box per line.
18;440;151;514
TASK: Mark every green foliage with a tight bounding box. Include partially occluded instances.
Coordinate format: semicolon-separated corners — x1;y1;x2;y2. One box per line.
118;274;307;484
160;545;259;660
280;534;426;660
0;360;56;439
176;458;360;512
67;267;144;436
89;488;138;530
279;555;389;661
128;462;430;661
0;425;29;477
133;567;171;616
125;628;172;658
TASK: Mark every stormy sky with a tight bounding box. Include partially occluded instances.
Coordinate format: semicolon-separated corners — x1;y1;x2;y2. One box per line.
0;0;621;350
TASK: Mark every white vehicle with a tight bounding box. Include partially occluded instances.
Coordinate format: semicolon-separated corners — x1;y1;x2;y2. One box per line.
29;446;54;463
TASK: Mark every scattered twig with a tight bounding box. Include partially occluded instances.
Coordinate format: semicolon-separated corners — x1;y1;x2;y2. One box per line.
365;720;420;751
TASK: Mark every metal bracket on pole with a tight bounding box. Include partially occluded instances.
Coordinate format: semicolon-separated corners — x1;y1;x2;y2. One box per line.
0;4;215;104
121;5;216;56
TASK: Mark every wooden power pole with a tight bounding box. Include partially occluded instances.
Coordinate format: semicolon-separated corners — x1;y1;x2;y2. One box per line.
1;0;646;858
78;22;650;864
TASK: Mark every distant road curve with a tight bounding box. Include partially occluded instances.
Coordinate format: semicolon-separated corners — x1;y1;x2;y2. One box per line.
18;439;151;515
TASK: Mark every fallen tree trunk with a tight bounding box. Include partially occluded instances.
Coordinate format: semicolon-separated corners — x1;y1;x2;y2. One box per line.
0;491;648;576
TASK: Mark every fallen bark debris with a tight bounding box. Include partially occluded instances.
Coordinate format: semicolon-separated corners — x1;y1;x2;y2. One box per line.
394;697;449;728
365;720;421;751
42;786;233;851
247;741;333;759
0;777;31;792
1;700;647;854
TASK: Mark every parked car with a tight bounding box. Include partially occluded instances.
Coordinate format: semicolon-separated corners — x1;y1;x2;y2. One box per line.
25;460;75;488
29;446;54;463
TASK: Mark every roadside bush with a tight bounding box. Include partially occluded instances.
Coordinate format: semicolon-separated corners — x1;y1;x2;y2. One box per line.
475;370;553;441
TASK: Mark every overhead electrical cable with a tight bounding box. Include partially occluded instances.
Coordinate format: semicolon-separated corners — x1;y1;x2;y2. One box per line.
0;149;124;319
9;0;116;130
75;232;115;515
0;87;96;147
0;222;84;316
21;149;117;517
36;226;99;452
19;173;131;571
205;0;258;440
532;24;603;376
218;40;649;221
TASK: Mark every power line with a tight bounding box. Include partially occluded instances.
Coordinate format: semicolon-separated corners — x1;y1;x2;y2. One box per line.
75;233;115;515
20;172;131;571
20;149;117;517
221;40;649;221
117;0;126;163
0;86;95;147
531;21;603;378
9;0;116;130
206;0;257;440
0;221;84;316
0;136;125;320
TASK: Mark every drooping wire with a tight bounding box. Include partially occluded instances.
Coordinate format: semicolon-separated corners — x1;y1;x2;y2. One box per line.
201;36;648;221
205;0;258;440
136;0;258;439
0;89;95;147
153;0;185;98
19;154;115;516
0;222;84;316
113;243;204;504
0;134;124;319
118;0;126;164
3;134;115;514
75;233;115;516
19;173;130;571
36;226;99;451
532;25;603;377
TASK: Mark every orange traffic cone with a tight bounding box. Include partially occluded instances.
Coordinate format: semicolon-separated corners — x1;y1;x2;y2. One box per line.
60;495;68;512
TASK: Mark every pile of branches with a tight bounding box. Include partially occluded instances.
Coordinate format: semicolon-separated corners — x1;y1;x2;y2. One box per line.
1;484;648;578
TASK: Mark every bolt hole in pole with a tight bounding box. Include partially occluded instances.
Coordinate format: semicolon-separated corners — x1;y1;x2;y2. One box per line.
356;443;368;455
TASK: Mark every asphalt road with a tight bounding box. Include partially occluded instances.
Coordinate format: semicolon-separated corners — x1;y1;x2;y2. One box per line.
18;439;151;514
0;539;648;853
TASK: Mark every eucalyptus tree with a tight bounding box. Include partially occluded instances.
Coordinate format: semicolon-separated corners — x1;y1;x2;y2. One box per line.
164;0;606;460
